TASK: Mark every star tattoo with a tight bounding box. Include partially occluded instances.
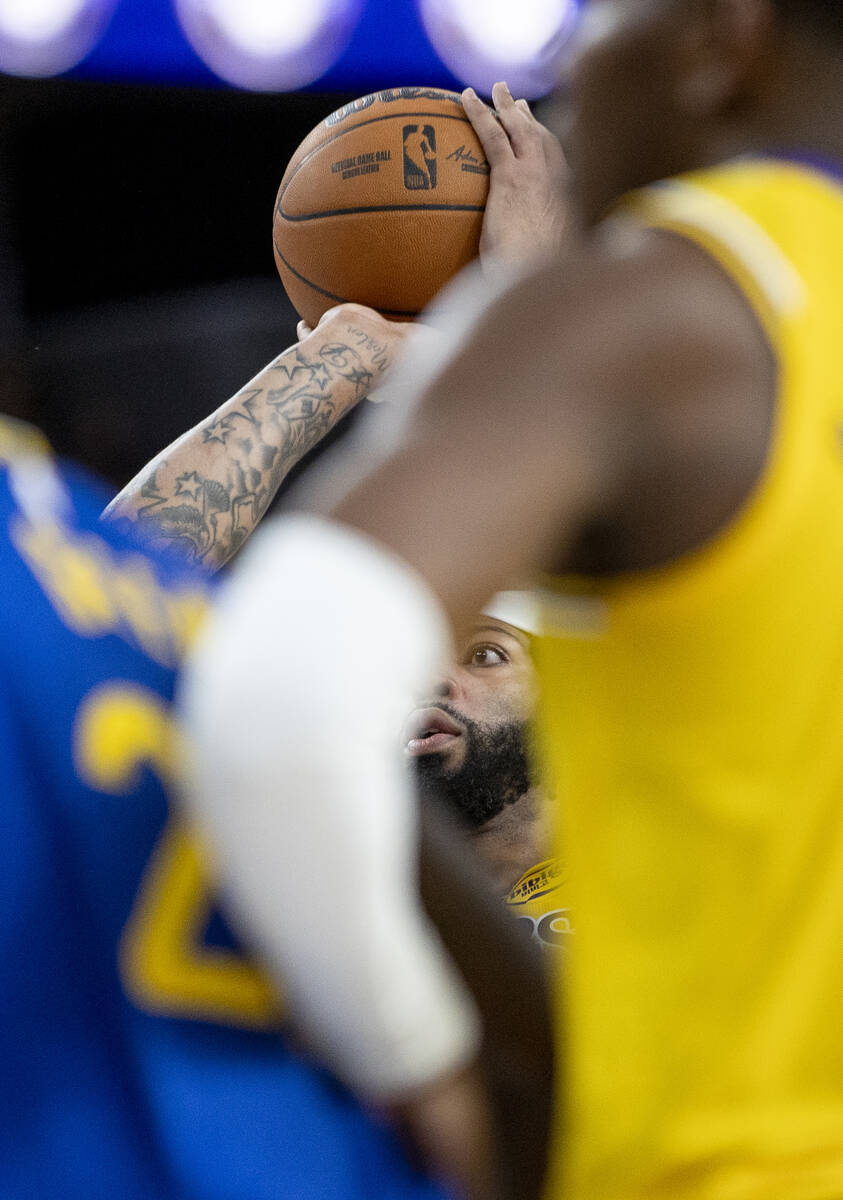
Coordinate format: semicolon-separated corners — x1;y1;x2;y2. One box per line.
174;471;204;501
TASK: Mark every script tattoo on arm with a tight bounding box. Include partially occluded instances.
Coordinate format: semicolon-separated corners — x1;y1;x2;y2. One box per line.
344;326;393;374
103;337;378;570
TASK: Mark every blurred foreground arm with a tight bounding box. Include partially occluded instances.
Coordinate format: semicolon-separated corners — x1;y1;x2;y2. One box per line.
414;803;554;1200
102;305;408;569
179;516;550;1200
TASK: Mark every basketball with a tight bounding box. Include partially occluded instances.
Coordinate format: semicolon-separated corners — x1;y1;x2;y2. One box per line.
272;87;489;327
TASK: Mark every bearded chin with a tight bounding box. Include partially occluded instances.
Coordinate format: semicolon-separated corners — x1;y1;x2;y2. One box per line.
411;716;532;829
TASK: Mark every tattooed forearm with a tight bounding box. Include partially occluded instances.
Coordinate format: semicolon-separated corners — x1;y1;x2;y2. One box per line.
102;325;397;570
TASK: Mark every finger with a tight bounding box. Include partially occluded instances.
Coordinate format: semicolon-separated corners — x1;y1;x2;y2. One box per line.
517;94;563;147
490;81;542;159
461;87;513;165
491;80;515;108
297;319;313;341
519;95;567;175
317;304;344;326
539;121;568;180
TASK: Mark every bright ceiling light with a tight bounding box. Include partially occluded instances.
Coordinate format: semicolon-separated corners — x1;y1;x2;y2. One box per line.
175;0;364;91
0;0;116;75
458;0;566;60
196;0;330;56
0;0;82;41
417;0;579;98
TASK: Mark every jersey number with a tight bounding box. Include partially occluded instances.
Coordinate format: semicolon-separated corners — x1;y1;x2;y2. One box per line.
75;682;280;1029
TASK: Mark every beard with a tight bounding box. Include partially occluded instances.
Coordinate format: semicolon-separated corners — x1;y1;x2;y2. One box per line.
411;703;532;828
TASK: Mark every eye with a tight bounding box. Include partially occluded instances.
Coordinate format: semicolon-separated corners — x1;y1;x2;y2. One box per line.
466;644;507;668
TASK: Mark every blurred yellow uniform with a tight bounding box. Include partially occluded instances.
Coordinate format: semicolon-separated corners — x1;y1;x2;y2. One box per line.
533;159;843;1200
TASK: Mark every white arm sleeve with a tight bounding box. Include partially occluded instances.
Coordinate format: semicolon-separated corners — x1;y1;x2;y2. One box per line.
178;514;481;1100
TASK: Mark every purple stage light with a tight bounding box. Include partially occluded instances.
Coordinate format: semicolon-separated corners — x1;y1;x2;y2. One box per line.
417;0;579;99
0;0;118;77
173;0;365;92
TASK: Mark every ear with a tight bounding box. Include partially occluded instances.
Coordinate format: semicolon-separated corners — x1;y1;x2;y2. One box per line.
675;0;775;117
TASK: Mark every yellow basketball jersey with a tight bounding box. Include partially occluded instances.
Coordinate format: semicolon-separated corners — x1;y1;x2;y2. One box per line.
505;857;572;948
533;159;843;1200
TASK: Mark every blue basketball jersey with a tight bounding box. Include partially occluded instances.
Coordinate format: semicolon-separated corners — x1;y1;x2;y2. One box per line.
0;418;448;1200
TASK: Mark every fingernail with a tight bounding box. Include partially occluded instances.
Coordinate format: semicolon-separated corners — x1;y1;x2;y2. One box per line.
463;87;476;99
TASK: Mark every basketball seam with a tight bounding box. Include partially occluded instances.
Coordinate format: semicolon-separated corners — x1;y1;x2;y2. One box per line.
325;91;463;130
278;202;485;223
272;239;421;318
278;111;482;218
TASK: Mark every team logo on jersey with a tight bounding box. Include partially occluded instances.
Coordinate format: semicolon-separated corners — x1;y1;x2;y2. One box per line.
403;125;437;190
514;907;573;949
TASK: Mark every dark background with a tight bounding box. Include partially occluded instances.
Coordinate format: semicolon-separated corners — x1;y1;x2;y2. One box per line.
0;75;361;490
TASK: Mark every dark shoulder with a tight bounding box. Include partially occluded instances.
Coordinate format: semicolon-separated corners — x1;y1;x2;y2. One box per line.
510;221;777;574
593;222;775;573
508;218;773;393
333;226;775;615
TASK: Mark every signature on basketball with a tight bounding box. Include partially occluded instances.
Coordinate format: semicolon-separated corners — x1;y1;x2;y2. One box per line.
446;145;490;175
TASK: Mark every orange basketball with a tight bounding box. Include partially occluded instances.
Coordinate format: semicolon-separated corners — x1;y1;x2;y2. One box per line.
272;87;489;327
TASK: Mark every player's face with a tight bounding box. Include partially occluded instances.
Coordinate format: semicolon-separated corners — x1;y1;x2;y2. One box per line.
557;0;706;224
405;619;535;770
404;619;536;827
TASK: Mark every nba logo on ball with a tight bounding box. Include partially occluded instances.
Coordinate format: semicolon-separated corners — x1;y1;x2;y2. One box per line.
273;90;488;327
403;125;437;190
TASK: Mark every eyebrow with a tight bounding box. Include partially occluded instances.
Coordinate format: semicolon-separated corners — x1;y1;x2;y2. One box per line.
468;623;530;650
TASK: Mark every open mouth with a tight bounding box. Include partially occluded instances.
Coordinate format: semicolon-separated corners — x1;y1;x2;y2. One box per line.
404;707;463;756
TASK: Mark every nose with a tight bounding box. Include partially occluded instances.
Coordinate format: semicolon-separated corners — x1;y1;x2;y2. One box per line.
433;676;454;700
